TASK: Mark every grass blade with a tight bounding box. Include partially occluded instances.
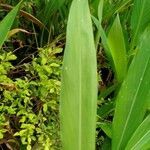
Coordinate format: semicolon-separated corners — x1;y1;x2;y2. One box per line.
95;0;104;49
60;0;97;150
112;26;150;149
92;16;113;64
7;28;33;38
0;3;46;29
131;0;150;49
98;0;104;24
107;14;127;83
125;115;150;150
39;0;65;25
97;101;114;119
97;122;112;138
0;1;22;49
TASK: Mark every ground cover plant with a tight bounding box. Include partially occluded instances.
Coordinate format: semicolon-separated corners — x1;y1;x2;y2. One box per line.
0;0;150;150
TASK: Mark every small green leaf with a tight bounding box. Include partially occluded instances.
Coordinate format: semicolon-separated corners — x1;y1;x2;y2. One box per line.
43;104;48;112
41;57;47;65
27;145;31;150
6;52;17;61
53;47;63;54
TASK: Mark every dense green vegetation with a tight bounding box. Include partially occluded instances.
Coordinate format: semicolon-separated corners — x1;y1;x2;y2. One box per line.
0;0;149;150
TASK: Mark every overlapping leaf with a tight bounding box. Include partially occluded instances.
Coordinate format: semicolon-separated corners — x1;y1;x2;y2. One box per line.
112;26;150;149
125;115;150;150
108;15;127;82
131;0;150;48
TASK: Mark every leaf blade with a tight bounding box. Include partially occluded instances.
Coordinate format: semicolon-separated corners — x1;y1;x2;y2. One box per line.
131;0;150;48
125;115;150;150
0;2;22;49
107;14;127;83
112;26;150;150
60;0;97;150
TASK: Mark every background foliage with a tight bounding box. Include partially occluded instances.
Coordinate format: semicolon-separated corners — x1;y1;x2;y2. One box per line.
0;0;149;150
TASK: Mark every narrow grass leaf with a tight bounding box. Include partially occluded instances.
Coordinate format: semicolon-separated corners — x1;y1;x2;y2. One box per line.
95;0;104;49
103;0;132;22
131;0;150;48
7;28;33;38
98;0;104;23
0;2;22;49
125;115;150;150
60;0;97;150
97;101;114;118
92;16;113;64
0;4;46;29
39;0;65;25
112;26;150;150
107;14;127;83
97;122;112;138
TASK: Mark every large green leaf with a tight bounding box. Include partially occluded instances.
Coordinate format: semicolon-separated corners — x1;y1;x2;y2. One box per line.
60;0;97;150
125;115;150;150
112;26;150;150
0;1;22;49
131;0;150;48
107;15;127;83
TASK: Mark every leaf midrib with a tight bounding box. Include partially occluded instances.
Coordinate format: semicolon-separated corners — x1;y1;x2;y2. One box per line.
78;1;82;150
